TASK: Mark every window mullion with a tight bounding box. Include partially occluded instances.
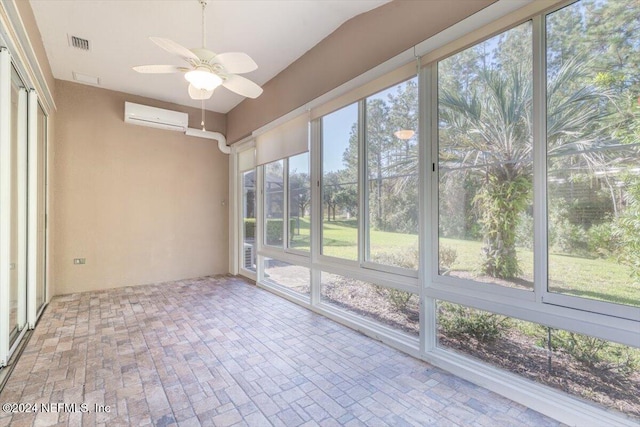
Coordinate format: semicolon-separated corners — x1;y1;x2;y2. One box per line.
283;158;289;250
358;99;366;265
421;62;437;353
532;14;548;304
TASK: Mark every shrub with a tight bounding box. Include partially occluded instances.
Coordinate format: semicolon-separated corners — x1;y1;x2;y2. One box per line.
371;246;419;270
439;302;509;342
439;245;458;275
516;211;534;250
551;330;639;375
387;289;414;312
614;175;640;283
587;221;619;258
264;219;297;244
244;218;256;239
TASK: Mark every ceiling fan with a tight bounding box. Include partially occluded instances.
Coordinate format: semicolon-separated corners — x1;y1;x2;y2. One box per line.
133;0;263;102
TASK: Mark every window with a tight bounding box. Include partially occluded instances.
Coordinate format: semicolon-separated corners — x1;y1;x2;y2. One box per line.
242;170;256;271
263;258;310;296
321;271;418;337
288;152;310;252
8;65;27;346
545;0;640;311
437;300;640;419
240;1;640;421
264;160;285;247
321;103;358;260
365;77;419;270
438;22;533;290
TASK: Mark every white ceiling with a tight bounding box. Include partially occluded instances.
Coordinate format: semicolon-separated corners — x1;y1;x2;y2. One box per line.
29;0;388;113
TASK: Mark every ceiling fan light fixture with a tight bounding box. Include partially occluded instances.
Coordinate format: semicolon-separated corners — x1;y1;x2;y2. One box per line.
185;69;222;91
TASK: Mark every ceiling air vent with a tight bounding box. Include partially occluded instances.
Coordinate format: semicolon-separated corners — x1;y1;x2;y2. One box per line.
69;35;90;51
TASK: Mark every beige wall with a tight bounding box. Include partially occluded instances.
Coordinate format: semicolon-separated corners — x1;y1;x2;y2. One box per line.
53;80;228;295
226;0;494;143
13;0;56;98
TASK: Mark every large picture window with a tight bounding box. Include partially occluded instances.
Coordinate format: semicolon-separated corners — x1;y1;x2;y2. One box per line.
264;160;285;247
242;170;256;271
243;1;640;421
288;152;310;252
321;104;358;260
438;22;533;290
365;77;419;270
545;0;640;311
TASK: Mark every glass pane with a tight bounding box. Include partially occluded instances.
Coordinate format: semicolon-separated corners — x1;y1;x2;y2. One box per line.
9;65;26;345
263;258;310;296
366;77;419;269
36;104;46;311
242;170;256;271
437;301;640;421
321;271;419;337
264;160;285;247
288;152;310;251
546;0;640;308
321;104;358;260
438;22;533;290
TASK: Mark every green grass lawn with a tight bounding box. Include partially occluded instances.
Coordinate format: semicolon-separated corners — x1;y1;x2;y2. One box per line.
295;217;638;307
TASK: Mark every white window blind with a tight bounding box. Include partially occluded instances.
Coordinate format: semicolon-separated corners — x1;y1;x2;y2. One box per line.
238;147;255;172
255;113;309;166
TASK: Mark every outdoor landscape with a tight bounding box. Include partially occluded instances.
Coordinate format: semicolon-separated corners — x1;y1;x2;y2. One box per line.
256;0;639;419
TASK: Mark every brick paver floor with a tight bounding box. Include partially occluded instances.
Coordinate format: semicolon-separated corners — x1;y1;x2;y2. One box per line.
0;275;560;426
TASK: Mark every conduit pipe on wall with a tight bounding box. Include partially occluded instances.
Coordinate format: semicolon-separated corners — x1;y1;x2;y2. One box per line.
185;127;230;154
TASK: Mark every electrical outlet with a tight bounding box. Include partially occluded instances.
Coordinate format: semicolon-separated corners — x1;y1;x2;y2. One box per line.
73;258;86;265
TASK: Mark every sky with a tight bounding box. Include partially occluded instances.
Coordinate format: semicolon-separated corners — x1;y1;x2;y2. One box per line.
321;82;411;173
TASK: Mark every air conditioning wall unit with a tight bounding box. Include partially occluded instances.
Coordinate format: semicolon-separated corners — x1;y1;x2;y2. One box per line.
124;102;188;132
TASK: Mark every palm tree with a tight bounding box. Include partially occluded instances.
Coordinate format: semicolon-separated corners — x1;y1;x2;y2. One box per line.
439;57;612;279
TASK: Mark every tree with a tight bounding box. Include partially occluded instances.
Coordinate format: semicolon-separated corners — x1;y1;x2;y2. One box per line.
289;172;310;217
440;30;613;278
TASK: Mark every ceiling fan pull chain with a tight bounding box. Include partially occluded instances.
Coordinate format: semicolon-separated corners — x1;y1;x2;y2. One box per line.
201;99;206;131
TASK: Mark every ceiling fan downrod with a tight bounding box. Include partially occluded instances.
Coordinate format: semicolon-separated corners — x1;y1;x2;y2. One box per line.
200;0;207;49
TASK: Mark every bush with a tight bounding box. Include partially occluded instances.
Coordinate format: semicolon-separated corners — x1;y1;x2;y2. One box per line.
587;221;619;258
439;245;458;275
371;246;419;270
439;302;509;342
265;219;297;244
551;330;639;375
244;218;256;239
516;211;534;250
614;175;640;283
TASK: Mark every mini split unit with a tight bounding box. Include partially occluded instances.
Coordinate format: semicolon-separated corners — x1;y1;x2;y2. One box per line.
123;102;229;153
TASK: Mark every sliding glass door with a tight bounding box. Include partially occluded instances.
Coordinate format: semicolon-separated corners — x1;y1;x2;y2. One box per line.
0;48;48;366
8;65;27;348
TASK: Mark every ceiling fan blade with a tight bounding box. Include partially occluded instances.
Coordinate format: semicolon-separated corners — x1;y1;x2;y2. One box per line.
222;75;263;99
188;84;214;100
133;65;188;74
150;37;199;62
213;52;258;74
